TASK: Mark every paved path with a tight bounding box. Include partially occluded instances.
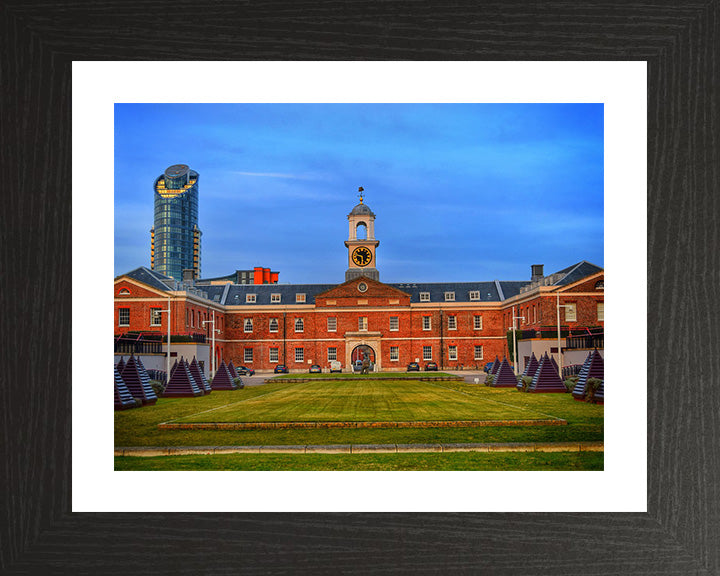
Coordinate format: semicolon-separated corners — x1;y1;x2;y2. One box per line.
116;441;603;457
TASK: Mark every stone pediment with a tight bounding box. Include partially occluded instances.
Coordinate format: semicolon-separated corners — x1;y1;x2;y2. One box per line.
315;276;411;307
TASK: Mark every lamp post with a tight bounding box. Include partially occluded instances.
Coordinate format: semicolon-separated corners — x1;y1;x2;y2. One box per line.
556;291;575;379
512;308;525;377
202;310;220;378
159;296;171;385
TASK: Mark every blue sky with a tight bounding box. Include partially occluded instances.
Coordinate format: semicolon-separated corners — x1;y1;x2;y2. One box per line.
114;103;603;284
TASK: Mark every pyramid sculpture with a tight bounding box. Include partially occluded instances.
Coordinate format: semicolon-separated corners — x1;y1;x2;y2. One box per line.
522;353;539;379
571;351;594;399
526;353;567;393
210;359;238;390
189;356;212;394
572;350;605;401
489;356;501;375
114;366;137;410
490;357;519;387
121;354;158;405
163;357;204;397
115;356;126;374
227;361;238;379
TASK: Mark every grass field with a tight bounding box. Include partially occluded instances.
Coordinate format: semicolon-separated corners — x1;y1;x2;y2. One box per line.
115;379;604;470
169;378;560;424
115;451;604;471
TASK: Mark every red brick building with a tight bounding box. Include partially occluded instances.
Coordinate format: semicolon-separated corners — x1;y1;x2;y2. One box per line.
114;200;603;374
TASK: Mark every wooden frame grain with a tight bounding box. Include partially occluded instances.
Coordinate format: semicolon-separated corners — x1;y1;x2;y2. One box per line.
2;1;718;573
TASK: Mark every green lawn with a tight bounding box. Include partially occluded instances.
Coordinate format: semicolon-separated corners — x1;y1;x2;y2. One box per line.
114;451;604;471
116;378;603;448
170;378;557;424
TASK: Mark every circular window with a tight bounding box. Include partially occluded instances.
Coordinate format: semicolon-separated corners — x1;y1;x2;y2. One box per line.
358;282;368;293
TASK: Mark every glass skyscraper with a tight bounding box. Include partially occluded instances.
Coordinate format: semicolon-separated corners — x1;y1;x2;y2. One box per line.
150;164;201;280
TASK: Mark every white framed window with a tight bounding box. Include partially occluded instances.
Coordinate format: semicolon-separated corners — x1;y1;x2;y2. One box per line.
565;303;577;322
295;318;304;332
448;345;458;361
271;293;281;303
390;346;399;361
150;307;162;326
269;318;279;332
118;308;130;326
328;347;337;361
244;348;253;363
244;318;253;332
358;316;368;331
118;288;130;296
269;348;279;363
296;293;306;303
295;347;304;363
327;317;337;332
422;346;432;361
389;316;399;331
474;345;484;360
246;294;256;303
444;291;455;301
469;290;480;301
597;302;604;322
419;292;430;302
422;316;431;331
448;315;457;330
473;315;483;330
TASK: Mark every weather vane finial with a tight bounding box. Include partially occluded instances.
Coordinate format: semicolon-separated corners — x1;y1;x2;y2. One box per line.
358;186;364;203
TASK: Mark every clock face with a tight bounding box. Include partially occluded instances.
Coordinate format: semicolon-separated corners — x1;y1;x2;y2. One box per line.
351;246;373;267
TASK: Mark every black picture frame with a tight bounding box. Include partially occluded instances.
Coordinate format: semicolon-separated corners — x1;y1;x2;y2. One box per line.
3;2;718;573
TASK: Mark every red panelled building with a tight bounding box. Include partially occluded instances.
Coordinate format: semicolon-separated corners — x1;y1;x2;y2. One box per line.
115;198;603;373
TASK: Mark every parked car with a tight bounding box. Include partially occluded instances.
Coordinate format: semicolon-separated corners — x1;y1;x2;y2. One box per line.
424;361;438;371
236;365;255;376
273;364;289;374
407;362;420;372
329;360;342;373
353;360;363;372
309;364;322;373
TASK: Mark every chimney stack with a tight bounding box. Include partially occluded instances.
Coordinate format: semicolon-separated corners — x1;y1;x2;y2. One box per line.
182;269;196;284
531;264;544;283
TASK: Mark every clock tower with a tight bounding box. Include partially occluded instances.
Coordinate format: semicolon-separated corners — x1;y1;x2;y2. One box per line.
345;188;380;282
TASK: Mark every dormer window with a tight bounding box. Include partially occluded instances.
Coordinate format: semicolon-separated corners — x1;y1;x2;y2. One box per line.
469;291;480;301
271;293;281;303
419;292;430;302
296;293;306;303
246;294;256;303
444;292;455;301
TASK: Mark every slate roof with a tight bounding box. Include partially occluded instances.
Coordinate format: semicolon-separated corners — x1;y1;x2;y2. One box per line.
116;260;602;305
553;261;603;286
117;266;175;292
388;281;529;303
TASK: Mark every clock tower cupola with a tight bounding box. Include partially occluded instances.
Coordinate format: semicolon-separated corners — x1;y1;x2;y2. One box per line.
345;187;380;282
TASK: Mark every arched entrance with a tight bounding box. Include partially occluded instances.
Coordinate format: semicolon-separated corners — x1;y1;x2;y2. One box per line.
351;344;376;371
